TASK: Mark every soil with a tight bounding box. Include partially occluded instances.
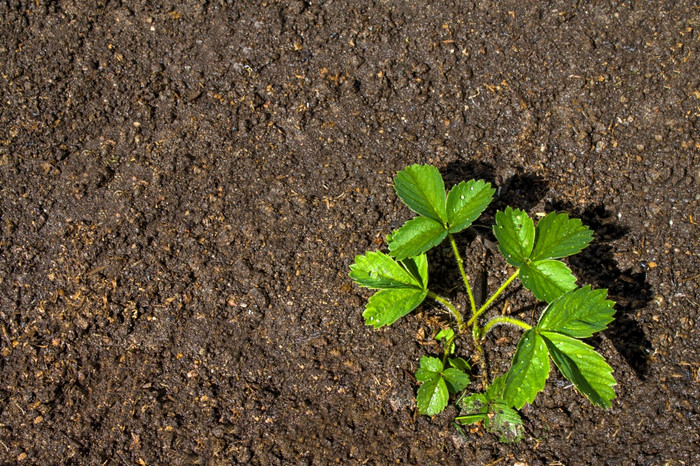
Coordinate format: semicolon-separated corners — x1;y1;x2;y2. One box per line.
1;1;698;464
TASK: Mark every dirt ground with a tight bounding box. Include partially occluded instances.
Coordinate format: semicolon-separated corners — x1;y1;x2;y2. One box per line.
1;1;699;464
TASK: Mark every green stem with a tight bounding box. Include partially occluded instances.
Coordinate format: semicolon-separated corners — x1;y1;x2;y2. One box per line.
472;323;489;389
427;291;465;332
448;233;476;316
466;269;520;327
442;332;456;366
481;316;532;338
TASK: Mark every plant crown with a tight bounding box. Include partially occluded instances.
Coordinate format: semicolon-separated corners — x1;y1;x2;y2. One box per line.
349;164;616;443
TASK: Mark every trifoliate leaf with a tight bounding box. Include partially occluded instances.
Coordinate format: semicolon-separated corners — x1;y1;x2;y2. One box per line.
446;179;495;233
400;253;429;289
362;288;428;328
456;377;524;443
394;164;447;223
349;251;422;289
541;331;616;409
388;216;447;260
538;286;616;338
531;212;593;261
417;375;449;416
443;368;470;393
520;260;577;303
493;207;535;266
448;357;470;373
503;329;550;409
416;356;467;415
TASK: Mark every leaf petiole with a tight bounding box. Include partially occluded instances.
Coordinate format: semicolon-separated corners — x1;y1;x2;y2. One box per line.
427;291;465;332
442;332;456;365
481;316;532;338
471;323;489;389
448;233;477;316
467;269;520;327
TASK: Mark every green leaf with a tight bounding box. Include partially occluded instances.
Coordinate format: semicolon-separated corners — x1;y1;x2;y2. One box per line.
493;207;535;266
417;375;449;416
448;357;470;372
446;179;495;233
415;356;455;415
434;327;454;342
520;260;577;303
388;216;447;260
538;286;616;338
443;368;470;393
456;377;524;443
362;288;427;328
485;374;507;401
531;212;593;261
400;254;429;289
349;251;422;289
350;252;430;328
435;328;455;355
415;370;438;382
503;329;550;409
487;405;524;443
416;355;444;379
541;331;616;409
456;393;489;424
393;164;447;223
456;412;488;425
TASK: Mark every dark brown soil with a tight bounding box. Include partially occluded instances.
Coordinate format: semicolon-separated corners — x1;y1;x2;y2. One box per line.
1;1;698;464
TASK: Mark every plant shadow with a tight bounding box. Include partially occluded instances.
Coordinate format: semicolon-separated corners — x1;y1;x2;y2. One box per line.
546;201;653;380
442;161;549;221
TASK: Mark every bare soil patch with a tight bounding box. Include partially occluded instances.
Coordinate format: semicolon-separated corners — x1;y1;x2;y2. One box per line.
1;1;698;464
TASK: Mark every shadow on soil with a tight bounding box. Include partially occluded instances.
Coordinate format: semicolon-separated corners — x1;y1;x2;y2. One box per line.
442;160;549;215
548;201;654;380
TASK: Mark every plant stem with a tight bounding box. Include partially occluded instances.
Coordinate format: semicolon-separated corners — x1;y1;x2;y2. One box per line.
427;291;465;332
466;269;520;327
442;332;456;366
448;233;476;316
472;323;489;389
481;316;532;337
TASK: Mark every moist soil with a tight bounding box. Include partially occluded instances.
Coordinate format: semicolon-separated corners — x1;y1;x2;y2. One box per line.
1;1;699;464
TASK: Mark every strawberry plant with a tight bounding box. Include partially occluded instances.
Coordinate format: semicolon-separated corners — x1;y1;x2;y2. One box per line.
350;164;616;442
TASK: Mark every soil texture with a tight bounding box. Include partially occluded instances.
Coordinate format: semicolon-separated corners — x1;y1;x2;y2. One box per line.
1;1;699;464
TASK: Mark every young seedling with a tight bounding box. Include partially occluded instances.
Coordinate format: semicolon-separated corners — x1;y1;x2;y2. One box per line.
350;164;616;443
